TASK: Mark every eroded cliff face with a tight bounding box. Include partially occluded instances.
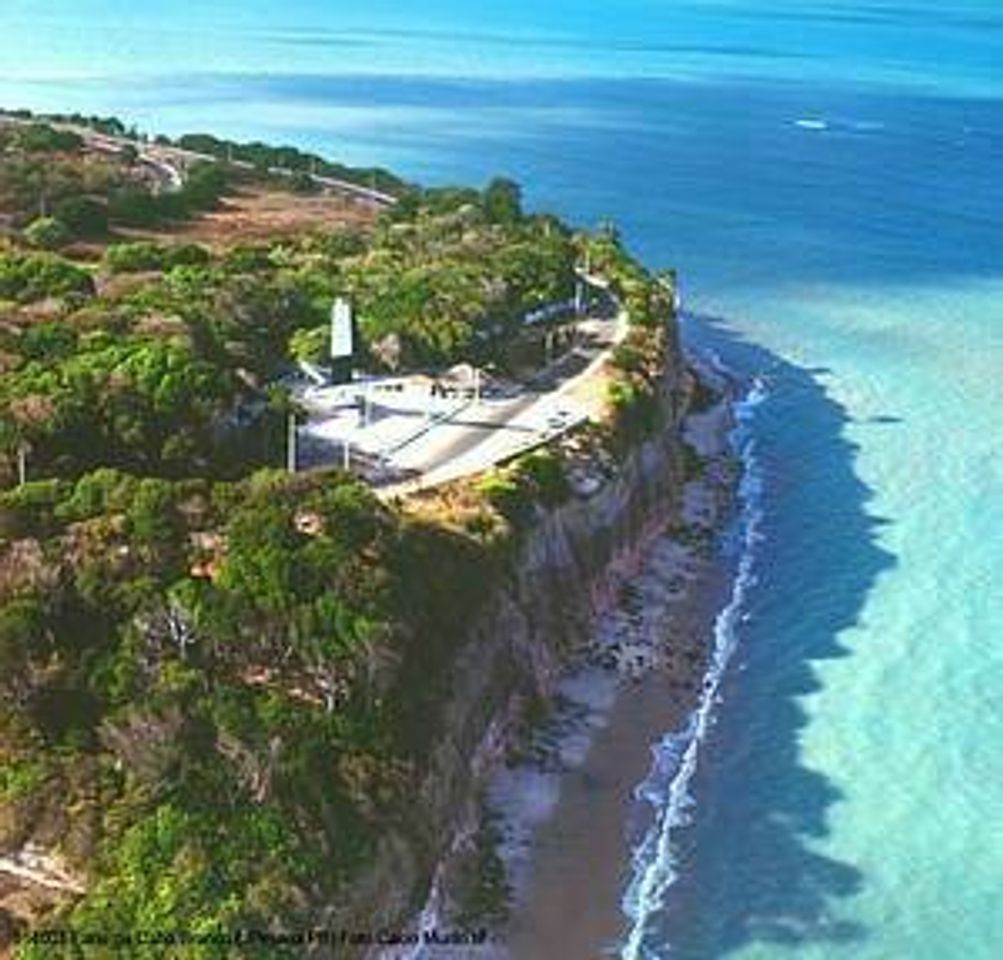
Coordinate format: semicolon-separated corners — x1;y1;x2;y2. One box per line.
330;369;702;951
0;371;702;958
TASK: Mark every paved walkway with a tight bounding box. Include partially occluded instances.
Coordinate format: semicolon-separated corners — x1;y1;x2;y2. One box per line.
375;302;628;497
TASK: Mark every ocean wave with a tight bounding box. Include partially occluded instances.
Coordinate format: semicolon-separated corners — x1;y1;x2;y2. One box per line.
620;378;767;960
793;117;886;134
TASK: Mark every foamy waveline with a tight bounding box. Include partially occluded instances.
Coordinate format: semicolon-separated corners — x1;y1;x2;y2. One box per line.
620;380;767;960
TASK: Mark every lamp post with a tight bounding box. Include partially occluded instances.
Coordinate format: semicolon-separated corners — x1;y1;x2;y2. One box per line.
287;412;297;474
17;443;28;487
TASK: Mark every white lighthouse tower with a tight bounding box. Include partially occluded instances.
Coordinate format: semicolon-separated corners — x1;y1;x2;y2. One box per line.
330;297;354;384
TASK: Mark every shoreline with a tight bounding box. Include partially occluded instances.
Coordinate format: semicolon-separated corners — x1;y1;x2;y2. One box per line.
501;553;733;959
489;372;742;959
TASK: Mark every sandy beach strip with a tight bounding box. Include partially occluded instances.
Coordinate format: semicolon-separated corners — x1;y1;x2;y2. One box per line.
498;550;732;959
492;394;739;960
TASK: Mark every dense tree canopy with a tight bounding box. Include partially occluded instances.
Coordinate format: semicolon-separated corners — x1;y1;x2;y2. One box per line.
0;113;680;953
0;460;498;951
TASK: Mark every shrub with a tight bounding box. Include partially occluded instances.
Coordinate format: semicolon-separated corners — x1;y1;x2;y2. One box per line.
54;468;140;522
16;123;83;153
23;217;71;251
289;171;319;194
0;479;71;539
512;449;568;506
53;196;108;239
179;162;227;211
108;188;163;228
221;244;274;274
288;324;329;365
0;251;95;302
607;377;661;447
104;241;210;274
165;244;211;269
475;472;533;524
104;241;162;273
482;177;523;225
18;321;77;362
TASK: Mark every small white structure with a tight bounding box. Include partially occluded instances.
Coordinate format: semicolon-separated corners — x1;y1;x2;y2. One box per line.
331;297;354;359
330;297;354;383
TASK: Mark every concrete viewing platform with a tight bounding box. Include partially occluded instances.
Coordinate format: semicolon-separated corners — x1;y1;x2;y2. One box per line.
291;299;628;495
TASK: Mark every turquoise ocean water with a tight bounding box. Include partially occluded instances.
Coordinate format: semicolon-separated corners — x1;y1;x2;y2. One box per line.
2;3;1001;957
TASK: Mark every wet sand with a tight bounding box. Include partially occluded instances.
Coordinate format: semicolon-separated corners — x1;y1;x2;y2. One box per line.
496;395;738;959
501;557;731;959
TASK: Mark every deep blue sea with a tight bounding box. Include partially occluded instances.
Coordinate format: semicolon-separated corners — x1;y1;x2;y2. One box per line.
3;3;1001;957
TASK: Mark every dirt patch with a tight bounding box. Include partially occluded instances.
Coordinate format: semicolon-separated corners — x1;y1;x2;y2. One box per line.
120;186;378;249
0;871;75;958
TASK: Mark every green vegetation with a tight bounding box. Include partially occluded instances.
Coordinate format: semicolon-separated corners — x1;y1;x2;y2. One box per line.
5;110;132;140
0;249;95;303
482;176;523;225
53;195;109;238
1;118;582;478
14;122;83;154
1;128;128;239
0;465;500;952
475;447;571;525
23;216;71;250
0;336;238;478
105;161;228;230
173;131;407;197
103;241;210;274
0;127;228;245
0;111;681;950
582;230;678;449
476;471;534;525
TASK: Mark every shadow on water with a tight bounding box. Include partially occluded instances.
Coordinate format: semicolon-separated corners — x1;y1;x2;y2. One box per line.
647;313;898;959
